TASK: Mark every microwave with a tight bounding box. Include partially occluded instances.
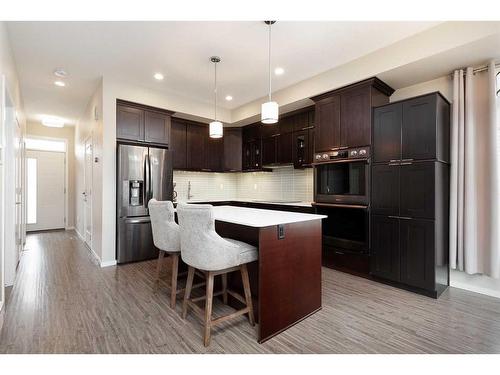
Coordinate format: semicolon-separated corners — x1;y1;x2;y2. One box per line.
313;147;370;206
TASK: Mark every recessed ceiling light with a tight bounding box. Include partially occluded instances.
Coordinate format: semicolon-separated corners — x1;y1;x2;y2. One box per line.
154;73;164;81
54;80;65;87
274;67;285;75
41;117;65;128
225;95;233;101
53;68;67;78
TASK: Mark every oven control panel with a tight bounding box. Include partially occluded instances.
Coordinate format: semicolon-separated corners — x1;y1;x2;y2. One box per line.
314;147;370;162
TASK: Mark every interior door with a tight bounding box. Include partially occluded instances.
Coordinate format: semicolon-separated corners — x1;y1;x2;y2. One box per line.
84;138;93;247
15;125;24;258
26;150;66;231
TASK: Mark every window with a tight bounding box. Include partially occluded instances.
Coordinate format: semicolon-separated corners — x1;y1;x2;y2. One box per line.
27;158;37;224
25;138;66;152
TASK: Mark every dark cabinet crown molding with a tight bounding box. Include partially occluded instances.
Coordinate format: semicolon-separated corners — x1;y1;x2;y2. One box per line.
310;77;395;102
116;99;175;116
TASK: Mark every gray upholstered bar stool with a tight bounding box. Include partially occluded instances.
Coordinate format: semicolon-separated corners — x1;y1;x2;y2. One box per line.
148;199;182;309
176;203;257;347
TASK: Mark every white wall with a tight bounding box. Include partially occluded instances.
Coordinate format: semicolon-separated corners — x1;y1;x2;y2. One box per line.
0;21;26;296
75;81;103;263
26;122;76;228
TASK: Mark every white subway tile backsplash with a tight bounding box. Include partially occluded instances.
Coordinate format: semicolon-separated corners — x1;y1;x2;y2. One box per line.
173;167;314;203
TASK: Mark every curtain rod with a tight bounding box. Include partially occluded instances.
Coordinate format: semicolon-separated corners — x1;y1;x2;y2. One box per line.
452;62;500;76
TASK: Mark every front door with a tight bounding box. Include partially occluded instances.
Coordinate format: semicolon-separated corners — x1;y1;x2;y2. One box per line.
26;150;66;231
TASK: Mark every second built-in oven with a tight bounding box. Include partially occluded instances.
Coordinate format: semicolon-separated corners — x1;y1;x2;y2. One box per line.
314;147;370;205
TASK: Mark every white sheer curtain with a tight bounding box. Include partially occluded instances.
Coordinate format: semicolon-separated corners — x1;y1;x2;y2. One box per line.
450;60;500;278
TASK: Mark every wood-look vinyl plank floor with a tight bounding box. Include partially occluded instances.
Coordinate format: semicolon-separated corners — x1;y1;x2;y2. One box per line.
1;230;500;354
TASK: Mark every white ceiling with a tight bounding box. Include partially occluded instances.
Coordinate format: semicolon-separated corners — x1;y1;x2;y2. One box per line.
7;21;441;126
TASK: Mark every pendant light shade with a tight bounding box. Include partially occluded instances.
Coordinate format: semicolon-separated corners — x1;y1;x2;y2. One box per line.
209;56;223;138
261;101;279;124
209;120;223;138
261;21;279;125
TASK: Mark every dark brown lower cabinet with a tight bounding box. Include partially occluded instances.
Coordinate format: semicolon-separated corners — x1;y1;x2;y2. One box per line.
400;218;435;291
370;215;400;282
370;215;447;298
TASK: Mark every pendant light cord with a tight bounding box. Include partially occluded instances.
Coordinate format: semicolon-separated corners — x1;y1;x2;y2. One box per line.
268;22;272;102
214;60;218;121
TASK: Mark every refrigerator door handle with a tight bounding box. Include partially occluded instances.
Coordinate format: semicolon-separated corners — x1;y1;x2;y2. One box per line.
144;153;150;208
148;153;153;204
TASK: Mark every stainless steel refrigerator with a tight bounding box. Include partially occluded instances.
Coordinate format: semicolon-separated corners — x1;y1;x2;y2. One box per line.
116;144;173;263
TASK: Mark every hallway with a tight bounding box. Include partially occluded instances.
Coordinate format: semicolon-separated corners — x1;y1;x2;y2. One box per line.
1;230;500;354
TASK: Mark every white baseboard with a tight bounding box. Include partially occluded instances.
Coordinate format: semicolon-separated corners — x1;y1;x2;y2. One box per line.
74;228;101;265
100;260;117;268
65;226;75;231
450;270;500;299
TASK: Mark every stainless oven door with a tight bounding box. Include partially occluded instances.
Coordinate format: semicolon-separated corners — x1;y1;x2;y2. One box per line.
314;159;369;205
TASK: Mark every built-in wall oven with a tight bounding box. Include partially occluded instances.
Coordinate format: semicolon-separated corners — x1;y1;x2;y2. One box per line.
313;147;369;205
313;146;370;257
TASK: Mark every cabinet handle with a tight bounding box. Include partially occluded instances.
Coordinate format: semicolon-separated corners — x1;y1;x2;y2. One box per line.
400;162;413;165
389;159;400;162
271;133;281;137
301;126;314;130
401;158;414;162
387;215;412;220
388;162;400;166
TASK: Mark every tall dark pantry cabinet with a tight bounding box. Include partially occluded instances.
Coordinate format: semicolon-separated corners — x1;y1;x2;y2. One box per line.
370;92;450;298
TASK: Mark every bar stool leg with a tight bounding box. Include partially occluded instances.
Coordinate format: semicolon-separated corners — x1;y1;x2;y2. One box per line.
240;264;255;326
204;272;215;347
155;251;166;288
222;273;228;304
182;266;195;319
170;253;179;309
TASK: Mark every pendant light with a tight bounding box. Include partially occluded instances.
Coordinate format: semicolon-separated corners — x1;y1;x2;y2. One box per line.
261;21;279;125
209;56;223;138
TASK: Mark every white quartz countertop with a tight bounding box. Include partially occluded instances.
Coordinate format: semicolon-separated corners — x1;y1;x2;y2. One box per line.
212;205;326;228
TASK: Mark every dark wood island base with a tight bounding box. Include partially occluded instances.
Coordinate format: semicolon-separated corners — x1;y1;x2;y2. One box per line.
216;218;323;343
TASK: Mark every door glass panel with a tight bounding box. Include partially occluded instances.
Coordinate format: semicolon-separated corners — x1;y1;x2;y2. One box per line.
25;138;66;152
27;158;37;224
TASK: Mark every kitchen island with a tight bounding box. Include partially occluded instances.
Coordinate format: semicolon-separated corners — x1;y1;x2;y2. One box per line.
212;205;326;343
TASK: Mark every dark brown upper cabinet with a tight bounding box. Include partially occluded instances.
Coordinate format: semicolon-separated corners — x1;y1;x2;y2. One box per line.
144;111;171;144
311;77;394;152
116;100;173;145
262;136;278;166
278;132;294;165
207;136;224;172
340;85;371;147
117;105;145;141
186;122;208;171
293;129;314;168
402;95;439;161
373;92;450;163
170;118;187;169
313;95;341;152
373;102;402;163
223;127;242;172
